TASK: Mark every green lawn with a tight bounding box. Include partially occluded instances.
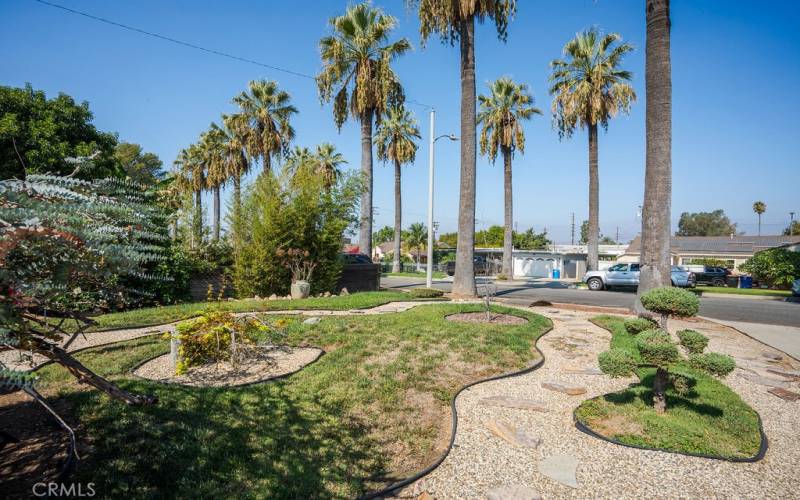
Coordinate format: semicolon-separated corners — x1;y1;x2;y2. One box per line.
33;304;550;498
575;316;762;459
695;286;791;297
80;291;432;332
383;271;447;279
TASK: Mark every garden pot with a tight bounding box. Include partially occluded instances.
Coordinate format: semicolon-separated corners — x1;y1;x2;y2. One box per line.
291;280;311;299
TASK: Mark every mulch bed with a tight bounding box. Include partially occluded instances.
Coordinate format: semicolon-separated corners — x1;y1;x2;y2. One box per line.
446;312;528;325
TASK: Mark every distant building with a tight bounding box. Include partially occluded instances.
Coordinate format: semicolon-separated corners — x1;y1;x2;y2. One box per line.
620;235;800;271
473;244;627;279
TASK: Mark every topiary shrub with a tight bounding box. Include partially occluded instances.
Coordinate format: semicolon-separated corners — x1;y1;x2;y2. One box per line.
408;288;445;298
688;352;735;377
677;329;709;354
624;317;658;334
639;287;700;330
598;349;638;377
636;329;680;367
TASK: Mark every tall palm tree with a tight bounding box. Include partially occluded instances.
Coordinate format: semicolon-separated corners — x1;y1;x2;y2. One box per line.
549;27;636;272
375;106;421;273
314;143;347;189
753;201;766;236
637;0;672;314
412;0;517;297
218;113;253;234
406;222;427;271
317;1;411;259
202;126;228;241
174;144;205;248
478;77;541;278
285;145;315;179
232;80;297;175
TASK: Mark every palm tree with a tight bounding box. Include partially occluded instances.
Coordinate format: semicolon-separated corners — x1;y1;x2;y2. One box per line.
412;0;517;297
232;80;297;175
753;201;767;236
218;113;253;233
285;146;315;179
174;144;205;248
406;222;427;271
375;106;421;273
549;27;636;272
478;77;541;279
317;1;411;259
314;143;347;188
636;0;672;311
201;126;228;241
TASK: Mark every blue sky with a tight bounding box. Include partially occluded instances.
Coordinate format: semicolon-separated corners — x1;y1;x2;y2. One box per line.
2;0;798;242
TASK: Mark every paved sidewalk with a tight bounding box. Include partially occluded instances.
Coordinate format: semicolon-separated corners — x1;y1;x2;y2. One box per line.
704;318;800;361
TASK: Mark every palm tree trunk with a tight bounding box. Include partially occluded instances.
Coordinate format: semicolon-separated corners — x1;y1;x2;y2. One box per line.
393;159;402;273
212;185;221;241
637;0;673;313
758;214;762;236
587;123;600;272
359;108;375;258
263;154;271;176
452;17;478;297
194;189;203;248
502;146;514;278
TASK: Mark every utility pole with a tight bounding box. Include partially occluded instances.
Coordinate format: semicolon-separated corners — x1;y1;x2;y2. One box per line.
616;226;620;244
791;212;796;236
570;212;575;245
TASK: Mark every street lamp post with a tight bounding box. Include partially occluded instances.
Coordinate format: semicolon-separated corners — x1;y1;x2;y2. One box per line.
426;108;458;289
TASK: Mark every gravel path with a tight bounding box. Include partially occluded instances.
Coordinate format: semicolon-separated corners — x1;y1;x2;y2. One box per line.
404;307;800;499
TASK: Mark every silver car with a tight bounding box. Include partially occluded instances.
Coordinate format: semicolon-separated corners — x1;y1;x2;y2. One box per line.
792;278;800;297
583;263;696;291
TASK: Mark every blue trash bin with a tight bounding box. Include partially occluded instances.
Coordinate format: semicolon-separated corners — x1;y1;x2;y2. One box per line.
740;275;753;289
552;269;561;279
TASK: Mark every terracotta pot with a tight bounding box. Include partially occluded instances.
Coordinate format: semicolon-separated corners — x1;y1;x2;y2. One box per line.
290;280;311;299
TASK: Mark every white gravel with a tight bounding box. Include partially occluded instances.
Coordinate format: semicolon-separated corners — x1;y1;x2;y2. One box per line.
403;307;800;499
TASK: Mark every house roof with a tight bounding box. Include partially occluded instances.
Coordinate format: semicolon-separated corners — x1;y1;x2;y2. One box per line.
625;235;800;255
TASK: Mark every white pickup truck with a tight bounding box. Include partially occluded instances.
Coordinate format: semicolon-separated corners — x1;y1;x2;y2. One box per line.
583;263;696;291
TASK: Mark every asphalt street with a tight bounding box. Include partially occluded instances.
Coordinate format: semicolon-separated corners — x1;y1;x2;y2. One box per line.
381;276;800;327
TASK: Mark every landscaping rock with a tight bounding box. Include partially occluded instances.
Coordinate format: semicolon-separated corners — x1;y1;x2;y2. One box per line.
541;382;586;395
269;294;277;300
766;369;800;381
486;485;542;500
323;291;332;297
340;288;349;295
302;317;321;325
479;396;549;412
254;295;261;300
562;367;604;376
538;453;578;488
486;419;541;448
768;387;800;402
762;352;783;361
741;373;789;388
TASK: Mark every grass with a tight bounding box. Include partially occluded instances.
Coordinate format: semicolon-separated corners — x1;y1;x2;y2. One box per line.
383;271;447;279
574;315;762;459
79;291;432;332
694;286;791;297
33;303;550;498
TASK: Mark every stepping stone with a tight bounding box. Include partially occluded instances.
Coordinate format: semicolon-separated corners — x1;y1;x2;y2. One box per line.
302;317;321;325
766;369;800;381
538;453;578;488
486;419;541;448
486;485;542;500
741;373;789;388
768;387;800;401
480;396;549;412
762;352;783;361
561;353;585;360
541;382;587;395
563;367;604;376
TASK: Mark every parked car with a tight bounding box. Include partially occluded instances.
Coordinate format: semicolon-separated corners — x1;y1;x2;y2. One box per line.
341;253;373;264
792;278;800;297
583;263;696;291
693;266;731;287
445;255;490;276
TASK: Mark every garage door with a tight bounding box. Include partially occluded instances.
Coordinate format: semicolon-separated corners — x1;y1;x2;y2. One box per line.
515;257;555;278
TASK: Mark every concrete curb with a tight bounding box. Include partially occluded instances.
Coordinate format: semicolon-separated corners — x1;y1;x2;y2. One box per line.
701;292;790;301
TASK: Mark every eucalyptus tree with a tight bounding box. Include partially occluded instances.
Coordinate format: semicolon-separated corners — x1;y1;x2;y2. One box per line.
478;77;540;278
549;27;636;271
375;106;421;273
314;142;347;189
753;201;767;236
232;79;297;175
637;0;673;306
317;1;411;258
410;0;517;297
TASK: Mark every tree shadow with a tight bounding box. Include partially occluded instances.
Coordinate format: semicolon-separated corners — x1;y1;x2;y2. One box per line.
602;379;724;418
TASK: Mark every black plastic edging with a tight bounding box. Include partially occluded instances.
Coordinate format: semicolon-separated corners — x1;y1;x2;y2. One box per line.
573;402;768;462
359;316;554;500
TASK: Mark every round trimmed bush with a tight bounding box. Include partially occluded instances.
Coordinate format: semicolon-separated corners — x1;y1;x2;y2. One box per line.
598;349;638;377
636;329;679;367
624;317;658;335
689;352;736;377
677;329;709;354
408;288;444;298
640;287;700;318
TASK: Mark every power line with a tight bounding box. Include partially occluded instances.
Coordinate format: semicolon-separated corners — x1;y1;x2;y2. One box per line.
31;0;435;111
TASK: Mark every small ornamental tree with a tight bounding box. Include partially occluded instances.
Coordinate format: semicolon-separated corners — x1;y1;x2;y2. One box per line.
598;287;735;413
1;159;170;405
638;287;699;330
